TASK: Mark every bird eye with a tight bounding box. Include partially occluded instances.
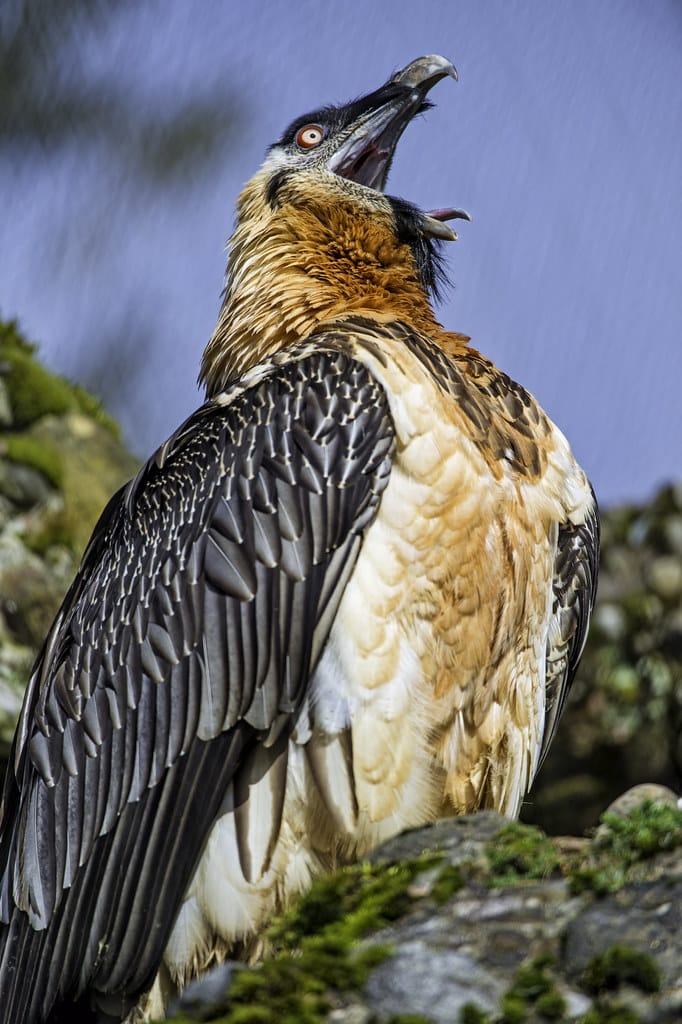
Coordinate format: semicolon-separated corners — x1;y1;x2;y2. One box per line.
295;124;325;149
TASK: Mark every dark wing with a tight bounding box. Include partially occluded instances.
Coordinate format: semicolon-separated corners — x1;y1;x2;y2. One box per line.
539;488;600;769
0;347;395;1022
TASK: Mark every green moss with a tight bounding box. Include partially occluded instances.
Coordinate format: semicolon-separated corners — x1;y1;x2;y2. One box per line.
3;433;64;489
600;800;682;857
0;318;119;436
388;1015;436;1024
269;853;443;952
498;954;566;1022
213;934;391;1024
1;338;79;427
162;931;389;1023
0;319;32;353
569;800;682;895
20;506;78;555
581;1008;640;1024
459;1006;492;1024
162;853;445;1023
430;863;464;904
534;990;566;1018
71;382;121;438
486;822;559;886
567;862;623;897
498;996;525;1024
582;945;662;995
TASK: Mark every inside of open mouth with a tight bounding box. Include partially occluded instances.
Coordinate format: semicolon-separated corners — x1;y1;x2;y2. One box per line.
336;148;389;189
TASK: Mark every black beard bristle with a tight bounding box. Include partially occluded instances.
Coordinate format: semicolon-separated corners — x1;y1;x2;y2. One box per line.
387;196;451;302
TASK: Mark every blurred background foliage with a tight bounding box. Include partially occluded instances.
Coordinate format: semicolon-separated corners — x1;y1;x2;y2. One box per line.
1;0;243;417
523;483;682;835
1;0;240;177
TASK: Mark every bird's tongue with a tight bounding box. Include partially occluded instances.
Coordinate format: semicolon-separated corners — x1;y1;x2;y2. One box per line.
426;207;471;223
422;207;472;241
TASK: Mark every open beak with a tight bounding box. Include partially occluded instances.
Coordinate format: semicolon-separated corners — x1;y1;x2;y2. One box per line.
327;55;470;238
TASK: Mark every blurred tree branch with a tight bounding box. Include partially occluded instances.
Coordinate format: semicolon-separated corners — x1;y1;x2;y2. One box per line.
0;0;241;181
0;0;245;428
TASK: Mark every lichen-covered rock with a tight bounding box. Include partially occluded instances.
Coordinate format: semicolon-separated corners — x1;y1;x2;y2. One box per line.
0;317;138;768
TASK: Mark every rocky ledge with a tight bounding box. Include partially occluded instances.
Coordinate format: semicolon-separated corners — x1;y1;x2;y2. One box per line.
165;793;682;1024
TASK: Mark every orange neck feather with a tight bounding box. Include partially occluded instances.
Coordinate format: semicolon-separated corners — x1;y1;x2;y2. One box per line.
200;171;465;397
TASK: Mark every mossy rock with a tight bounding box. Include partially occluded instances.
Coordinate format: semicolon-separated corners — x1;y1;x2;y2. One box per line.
161;805;682;1023
486;821;560;887
582;945;662;995
498;954;567;1022
568;800;682;895
0;317;138;553
2;433;64;489
0;318;139;771
25;413;138;554
0;319;119;434
162;853;448;1024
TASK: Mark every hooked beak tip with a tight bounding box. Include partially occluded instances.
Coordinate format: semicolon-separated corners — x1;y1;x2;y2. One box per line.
390;54;459;90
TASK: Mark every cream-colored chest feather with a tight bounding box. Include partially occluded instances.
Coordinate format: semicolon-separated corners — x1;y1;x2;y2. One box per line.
329;334;573;824
139;335;592;1017
301;327;593;863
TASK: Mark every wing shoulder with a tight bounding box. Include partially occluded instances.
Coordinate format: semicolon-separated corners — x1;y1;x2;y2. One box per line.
340;316;555;480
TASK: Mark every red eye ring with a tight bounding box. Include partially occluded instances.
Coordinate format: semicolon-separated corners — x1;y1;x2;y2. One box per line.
295;124;325;149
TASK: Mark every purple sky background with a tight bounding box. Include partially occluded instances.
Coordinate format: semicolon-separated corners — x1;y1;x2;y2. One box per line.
2;0;681;506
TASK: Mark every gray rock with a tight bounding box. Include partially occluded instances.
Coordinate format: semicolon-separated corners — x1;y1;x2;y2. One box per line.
603;784;680;818
563;868;682;989
371;810;506;867
365;944;503;1022
0;651;29;760
0;460;53;507
325;998;372;1024
167;962;238;1019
